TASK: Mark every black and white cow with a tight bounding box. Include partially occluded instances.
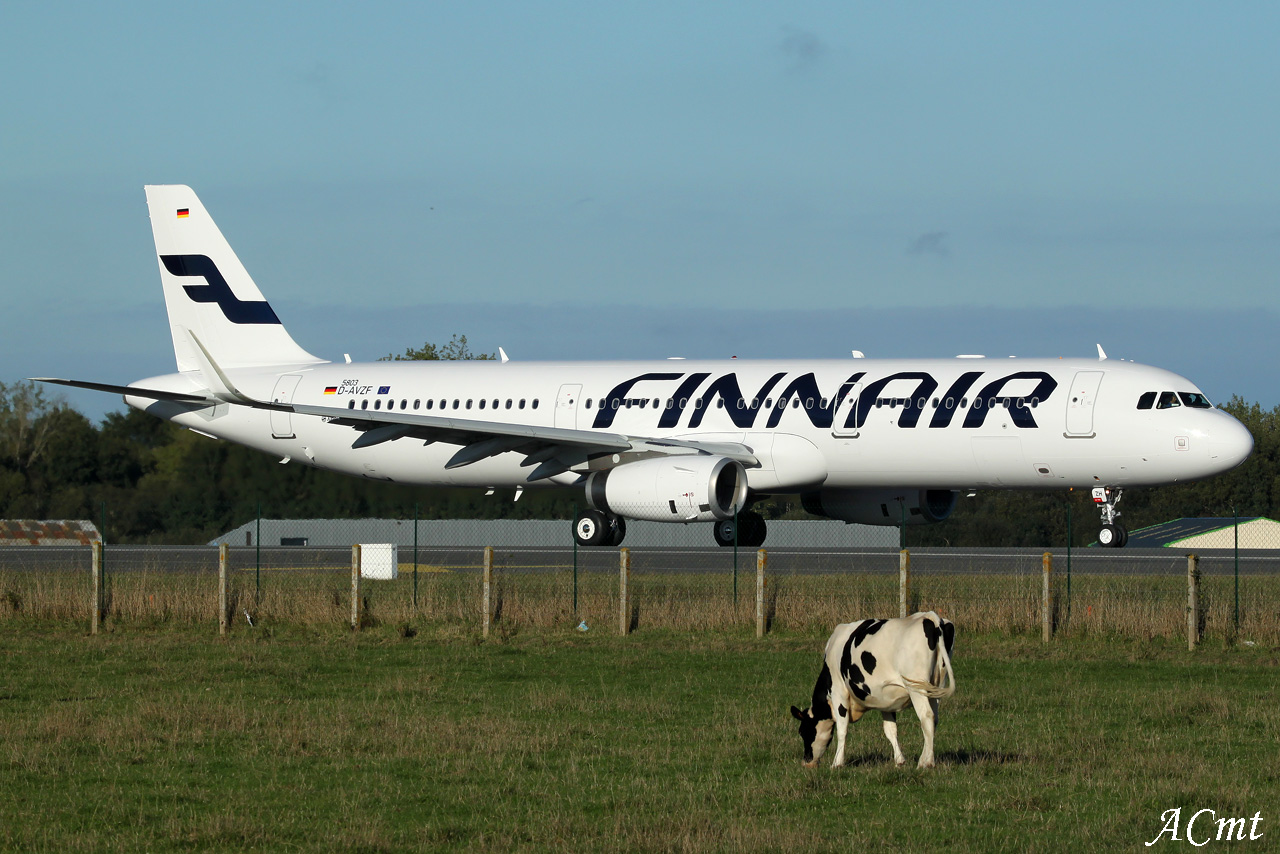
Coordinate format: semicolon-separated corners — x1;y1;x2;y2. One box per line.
790;611;955;769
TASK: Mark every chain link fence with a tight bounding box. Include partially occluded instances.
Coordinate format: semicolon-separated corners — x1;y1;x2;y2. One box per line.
2;507;1278;646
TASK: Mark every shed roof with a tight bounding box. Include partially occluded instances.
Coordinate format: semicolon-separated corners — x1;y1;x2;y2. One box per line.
0;520;102;546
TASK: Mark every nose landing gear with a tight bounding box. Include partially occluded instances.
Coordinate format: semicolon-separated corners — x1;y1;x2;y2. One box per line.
1093;487;1128;548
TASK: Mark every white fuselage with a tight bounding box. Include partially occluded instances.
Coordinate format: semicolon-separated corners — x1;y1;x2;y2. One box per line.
127;355;1253;493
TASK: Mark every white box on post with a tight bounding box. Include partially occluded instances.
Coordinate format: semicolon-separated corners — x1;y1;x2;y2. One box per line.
359;544;399;580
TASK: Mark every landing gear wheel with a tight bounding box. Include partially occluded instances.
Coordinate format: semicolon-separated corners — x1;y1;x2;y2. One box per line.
741;512;767;548
713;518;737;547
1115;524;1128;548
606;515;627;547
712;513;767;548
573;510;609;547
1098;523;1126;548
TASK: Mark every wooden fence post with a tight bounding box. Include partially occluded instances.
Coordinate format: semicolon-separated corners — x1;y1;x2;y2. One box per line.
219;543;229;637
482;546;493;639
350;544;361;631
1187;554;1200;651
756;549;767;638
619;548;630;636
1042;552;1053;643
91;540;103;635
899;549;910;618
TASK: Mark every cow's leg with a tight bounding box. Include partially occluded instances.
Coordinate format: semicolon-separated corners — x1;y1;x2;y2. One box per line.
880;711;906;766
831;700;864;768
908;691;938;768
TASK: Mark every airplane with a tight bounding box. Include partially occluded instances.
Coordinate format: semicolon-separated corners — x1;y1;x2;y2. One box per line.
35;185;1254;549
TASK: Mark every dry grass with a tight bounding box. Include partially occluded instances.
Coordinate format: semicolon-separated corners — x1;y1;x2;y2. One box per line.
3;561;1277;646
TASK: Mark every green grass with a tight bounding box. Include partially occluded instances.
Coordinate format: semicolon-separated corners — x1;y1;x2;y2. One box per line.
1;623;1276;853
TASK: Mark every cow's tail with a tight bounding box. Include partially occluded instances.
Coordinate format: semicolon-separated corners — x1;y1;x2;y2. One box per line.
902;625;956;699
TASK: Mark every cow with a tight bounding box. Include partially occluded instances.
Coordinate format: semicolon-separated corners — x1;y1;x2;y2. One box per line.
790;611;955;769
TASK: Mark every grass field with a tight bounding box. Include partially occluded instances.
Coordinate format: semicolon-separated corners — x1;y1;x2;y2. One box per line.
1;622;1276;853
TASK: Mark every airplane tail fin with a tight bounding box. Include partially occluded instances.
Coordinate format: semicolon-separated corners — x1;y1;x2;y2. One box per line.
144;185;324;372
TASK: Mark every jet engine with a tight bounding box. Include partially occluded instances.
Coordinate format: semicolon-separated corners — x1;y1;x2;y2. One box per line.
801;488;959;526
585;456;748;523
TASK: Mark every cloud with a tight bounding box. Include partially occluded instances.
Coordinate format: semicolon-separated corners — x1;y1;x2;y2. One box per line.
906;231;949;257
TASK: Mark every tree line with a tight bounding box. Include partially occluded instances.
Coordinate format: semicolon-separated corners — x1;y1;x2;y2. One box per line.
2;339;1276;545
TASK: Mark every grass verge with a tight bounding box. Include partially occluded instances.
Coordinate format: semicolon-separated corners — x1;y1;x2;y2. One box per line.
0;624;1276;852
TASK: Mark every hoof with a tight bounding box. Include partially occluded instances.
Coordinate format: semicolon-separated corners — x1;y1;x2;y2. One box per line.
803;759;819;769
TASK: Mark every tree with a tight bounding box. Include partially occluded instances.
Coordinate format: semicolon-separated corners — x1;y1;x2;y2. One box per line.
0;381;67;474
379;334;495;362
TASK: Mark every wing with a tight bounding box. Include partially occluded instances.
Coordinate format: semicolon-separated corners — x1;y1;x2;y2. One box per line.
33;376;760;482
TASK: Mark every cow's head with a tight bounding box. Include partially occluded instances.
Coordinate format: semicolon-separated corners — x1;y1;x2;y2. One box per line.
790;705;834;767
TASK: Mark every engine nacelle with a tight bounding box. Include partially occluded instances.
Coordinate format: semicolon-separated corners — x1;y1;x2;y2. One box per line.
801;488;959;526
585;456;748;523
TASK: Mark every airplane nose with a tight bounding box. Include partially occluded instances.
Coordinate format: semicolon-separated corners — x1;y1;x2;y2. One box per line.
1208;415;1253;471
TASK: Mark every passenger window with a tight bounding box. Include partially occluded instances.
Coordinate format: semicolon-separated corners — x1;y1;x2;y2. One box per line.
532;400;539;409
348;400;355;410
585;399;592;409
1157;391;1181;409
413;400;420;410
1179;392;1212;409
1137;392;1156;410
374;399;381;410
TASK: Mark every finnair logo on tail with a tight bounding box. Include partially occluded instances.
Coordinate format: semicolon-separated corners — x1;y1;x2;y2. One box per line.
161;255;281;325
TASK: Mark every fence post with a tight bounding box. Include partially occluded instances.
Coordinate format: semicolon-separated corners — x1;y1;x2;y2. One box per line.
1042;552;1053;643
91;540;103;635
619;547;630;636
219;543;229;637
1187;554;1200;651
756;549;767;638
350;544;361;631
898;549;910;618
482;546;493;639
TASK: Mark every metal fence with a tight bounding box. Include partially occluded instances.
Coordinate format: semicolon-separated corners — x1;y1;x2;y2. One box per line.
2;513;1277;646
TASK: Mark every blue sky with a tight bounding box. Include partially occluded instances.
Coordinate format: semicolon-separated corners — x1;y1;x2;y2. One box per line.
2;2;1277;421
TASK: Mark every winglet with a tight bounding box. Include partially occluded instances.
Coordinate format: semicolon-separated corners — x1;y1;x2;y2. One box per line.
185;328;254;404
1096;344;1108;361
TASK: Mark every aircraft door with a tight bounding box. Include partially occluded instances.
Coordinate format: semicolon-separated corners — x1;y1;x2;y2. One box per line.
1065;371;1104;436
270;374;302;439
555;383;582;430
831;382;863;438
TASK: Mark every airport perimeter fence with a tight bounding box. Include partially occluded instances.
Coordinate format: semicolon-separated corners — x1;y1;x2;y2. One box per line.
1;509;1278;646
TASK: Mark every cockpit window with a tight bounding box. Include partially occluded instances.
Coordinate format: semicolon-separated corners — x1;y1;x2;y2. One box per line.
1137;392;1156;410
1156;391;1181;409
1179;392;1212;409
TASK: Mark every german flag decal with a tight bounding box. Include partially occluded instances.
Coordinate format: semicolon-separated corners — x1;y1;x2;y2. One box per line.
176;208;190;218
324;386;337;395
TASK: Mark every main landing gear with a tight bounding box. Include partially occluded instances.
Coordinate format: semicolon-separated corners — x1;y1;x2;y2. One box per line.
571;509;769;548
713;512;767;548
1093;486;1128;548
572;509;626;547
